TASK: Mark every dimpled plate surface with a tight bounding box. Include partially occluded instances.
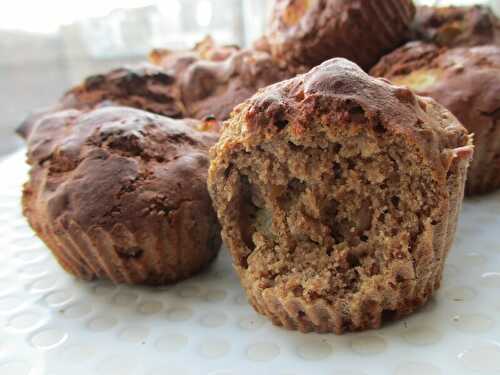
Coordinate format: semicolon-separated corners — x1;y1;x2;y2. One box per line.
0;150;499;375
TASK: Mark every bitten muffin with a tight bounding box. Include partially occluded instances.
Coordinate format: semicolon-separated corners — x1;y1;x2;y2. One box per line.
412;5;500;48
18;64;186;139
208;59;472;333
264;0;416;71
23;106;221;285
371;42;500;195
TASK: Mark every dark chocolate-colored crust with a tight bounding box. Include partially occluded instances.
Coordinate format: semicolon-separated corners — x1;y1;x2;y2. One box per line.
18;64;186;139
23;106;221;284
62;65;186;117
412;5;500;48
265;0;416;71
371;42;500;195
20;46;297;140
209;58;472;333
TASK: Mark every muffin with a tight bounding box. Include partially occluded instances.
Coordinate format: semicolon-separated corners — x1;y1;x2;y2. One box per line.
264;0;416;71
23;106;221;285
208;58;472;333
18;64;186;139
179;48;303;121
150;38;303;121
59;65;186;118
21;42;297;142
412;5;500;48
371;42;500;195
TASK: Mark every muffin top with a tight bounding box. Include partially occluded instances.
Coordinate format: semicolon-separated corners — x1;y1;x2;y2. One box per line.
150;38;297;121
370;42;500;135
264;0;415;70
18;64;186;139
20;43;293;140
221;58;469;176
25;106;218;232
412;5;500;47
180;48;300;121
61;64;186;118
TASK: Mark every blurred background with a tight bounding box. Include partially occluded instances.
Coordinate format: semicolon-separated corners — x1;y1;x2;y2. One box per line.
0;0;498;157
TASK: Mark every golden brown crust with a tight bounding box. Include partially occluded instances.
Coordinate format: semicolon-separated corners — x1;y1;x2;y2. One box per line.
23;107;221;285
371;42;500;195
412;5;500;48
208;58;472;333
265;0;416;71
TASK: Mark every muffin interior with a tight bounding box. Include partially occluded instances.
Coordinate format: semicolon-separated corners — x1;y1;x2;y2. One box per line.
224;127;443;304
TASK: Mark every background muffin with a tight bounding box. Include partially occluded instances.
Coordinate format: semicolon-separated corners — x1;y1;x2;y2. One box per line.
412;5;500;48
178;48;303;121
371;42;500;195
17;64;186;139
151;41;304;121
208;58;472;333
23;106;221;285
20;39;300;141
264;0;416;71
150;37;306;121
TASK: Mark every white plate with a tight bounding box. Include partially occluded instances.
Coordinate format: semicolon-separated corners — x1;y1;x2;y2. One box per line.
0;150;499;375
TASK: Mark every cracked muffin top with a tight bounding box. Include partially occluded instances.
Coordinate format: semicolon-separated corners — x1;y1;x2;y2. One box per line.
25;106;219;232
